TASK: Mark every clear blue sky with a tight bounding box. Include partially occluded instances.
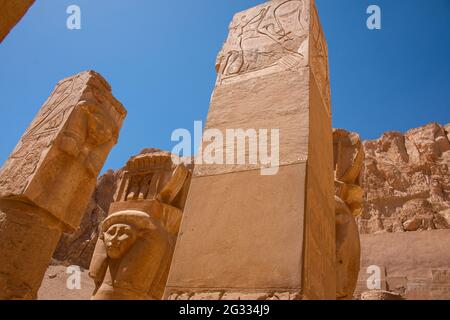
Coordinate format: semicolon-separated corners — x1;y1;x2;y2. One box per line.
1;0;449;171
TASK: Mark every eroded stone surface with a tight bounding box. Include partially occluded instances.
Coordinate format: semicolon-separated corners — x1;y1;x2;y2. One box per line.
359;123;450;234
360;290;403;300
0;70;126;229
0;0;35;43
0;71;126;299
168;290;302;301
333;129;364;300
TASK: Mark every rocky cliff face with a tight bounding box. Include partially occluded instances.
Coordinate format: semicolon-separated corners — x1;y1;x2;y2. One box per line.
358;123;450;234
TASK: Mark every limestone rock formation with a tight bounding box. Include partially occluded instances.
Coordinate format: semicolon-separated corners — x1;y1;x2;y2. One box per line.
354;123;450;300
0;0;35;43
359;122;450;234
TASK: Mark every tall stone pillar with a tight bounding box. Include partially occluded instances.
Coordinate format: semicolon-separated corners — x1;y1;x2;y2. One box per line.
165;0;335;300
0;0;35;43
0;70;127;299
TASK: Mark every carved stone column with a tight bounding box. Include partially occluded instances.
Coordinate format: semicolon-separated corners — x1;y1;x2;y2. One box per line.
165;0;335;300
89;150;191;300
0;70;126;299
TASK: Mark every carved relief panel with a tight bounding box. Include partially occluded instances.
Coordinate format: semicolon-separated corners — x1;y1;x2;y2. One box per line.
216;0;310;85
0;71;127;229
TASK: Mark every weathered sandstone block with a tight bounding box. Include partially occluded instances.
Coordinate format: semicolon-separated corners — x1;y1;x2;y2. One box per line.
0;0;35;43
0;70;126;299
165;0;335;300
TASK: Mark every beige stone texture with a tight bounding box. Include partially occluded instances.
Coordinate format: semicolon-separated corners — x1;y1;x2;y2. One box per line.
335;196;360;300
355;265;388;295
0;71;126;229
333;129;365;216
53;170;118;268
333;129;364;300
0;71;126;299
0;0;34;43
167;165;307;290
38;265;93;300
89;150;191;300
355;230;450;300
359;122;450;234
165;0;335;300
360;290;403;300
168;290;302;301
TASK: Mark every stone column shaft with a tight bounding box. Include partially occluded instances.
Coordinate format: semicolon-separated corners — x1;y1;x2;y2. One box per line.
165;0;335;300
0;70;126;299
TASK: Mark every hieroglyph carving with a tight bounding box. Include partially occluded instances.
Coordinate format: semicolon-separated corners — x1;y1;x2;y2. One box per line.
0;71;126;228
309;3;331;114
216;0;309;86
0;70;126;300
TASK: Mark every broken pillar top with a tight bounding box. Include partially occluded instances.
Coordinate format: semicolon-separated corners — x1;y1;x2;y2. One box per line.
0;70;127;230
215;0;330;111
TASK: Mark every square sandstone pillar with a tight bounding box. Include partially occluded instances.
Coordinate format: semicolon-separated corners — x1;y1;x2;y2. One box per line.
0;71;126;299
165;0;335;300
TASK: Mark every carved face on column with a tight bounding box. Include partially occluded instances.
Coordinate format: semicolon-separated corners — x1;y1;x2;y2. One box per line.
103;223;138;259
86;104;117;146
58;102;119;177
